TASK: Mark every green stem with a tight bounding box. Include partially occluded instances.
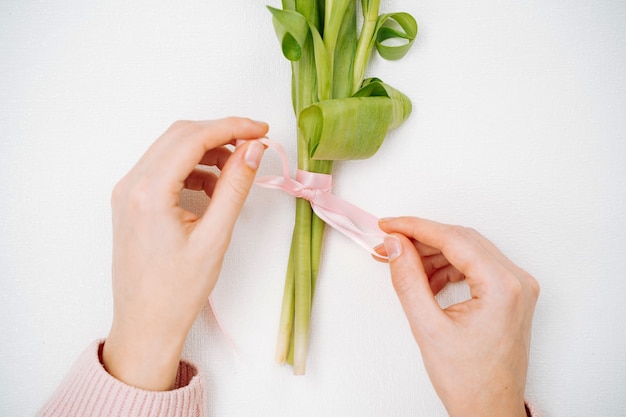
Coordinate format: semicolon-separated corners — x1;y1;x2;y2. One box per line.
322;0;351;96
292;37;318;115
307;161;334;297
288;129;333;374
352;0;380;93
292;197;312;375
287;330;295;365
276;0;339;374
310;212;325;295
275;233;296;364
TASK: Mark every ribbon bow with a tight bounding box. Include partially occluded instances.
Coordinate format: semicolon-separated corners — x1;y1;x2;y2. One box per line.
244;137;388;259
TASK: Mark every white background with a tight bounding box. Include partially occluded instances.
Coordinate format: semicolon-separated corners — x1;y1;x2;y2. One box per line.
2;1;625;416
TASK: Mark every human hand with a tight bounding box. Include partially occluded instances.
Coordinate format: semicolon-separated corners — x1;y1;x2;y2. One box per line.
102;117;268;391
379;217;539;417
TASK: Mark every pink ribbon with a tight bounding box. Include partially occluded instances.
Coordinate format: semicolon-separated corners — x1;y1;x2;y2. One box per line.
209;138;388;351
246;138;388;259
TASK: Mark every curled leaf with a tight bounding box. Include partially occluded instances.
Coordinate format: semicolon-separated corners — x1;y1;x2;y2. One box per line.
267;7;311;61
267;6;331;101
354;78;412;129
299;77;412;161
375;12;417;61
300;96;392;160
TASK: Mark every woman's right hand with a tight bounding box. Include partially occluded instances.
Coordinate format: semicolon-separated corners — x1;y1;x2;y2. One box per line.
379;217;539;417
103;117;268;391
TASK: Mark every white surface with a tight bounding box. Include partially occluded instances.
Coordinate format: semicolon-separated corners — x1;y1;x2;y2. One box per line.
1;0;625;416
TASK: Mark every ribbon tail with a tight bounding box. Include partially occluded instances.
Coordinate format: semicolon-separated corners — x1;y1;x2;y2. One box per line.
207;296;242;360
247;137;389;260
310;192;388;259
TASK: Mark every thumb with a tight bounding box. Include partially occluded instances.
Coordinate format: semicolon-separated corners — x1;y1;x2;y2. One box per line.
385;233;445;339
197;140;265;249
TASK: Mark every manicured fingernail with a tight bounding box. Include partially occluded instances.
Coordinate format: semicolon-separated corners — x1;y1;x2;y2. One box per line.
244;141;264;170
253;120;269;127
379;217;395;223
384;236;402;261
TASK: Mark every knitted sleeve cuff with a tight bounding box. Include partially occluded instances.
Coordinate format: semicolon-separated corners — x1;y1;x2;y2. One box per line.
525;400;542;417
37;339;205;417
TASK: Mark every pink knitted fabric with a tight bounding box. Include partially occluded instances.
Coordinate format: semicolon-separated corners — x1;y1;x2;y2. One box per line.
37;340;205;417
37;339;541;417
526;401;543;417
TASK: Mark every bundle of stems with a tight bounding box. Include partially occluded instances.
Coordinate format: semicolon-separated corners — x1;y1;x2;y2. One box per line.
267;0;417;374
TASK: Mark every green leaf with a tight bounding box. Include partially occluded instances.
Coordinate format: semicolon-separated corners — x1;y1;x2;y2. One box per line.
308;23;331;101
267;6;330;104
267;7;311;61
291;37;318;115
331;0;357;99
354;78;412;129
316;0;325;34
298;77;412;161
299;97;392;161
296;0;320;29
375;12;418;60
281;0;296;10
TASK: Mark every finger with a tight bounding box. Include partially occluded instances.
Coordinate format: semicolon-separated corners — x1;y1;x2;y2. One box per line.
165;118;267;190
183;168;219;197
384;234;446;337
380;217;508;298
195;140;266;251
412;240;440;257
372;244;388;262
198;146;232;170
373;238;441;263
428;264;466;296
376;245;463;293
137;118;268;202
421;253;451;277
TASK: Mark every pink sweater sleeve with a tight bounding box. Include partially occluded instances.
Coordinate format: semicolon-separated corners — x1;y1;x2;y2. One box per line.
37;340;205;417
526;401;542;417
38;339;542;417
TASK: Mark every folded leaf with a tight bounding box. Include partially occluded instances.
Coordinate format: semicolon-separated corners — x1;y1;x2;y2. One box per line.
299;76;412;161
268;6;331;101
354;78;412;129
375;12;417;61
300;96;392;161
268;7;311;61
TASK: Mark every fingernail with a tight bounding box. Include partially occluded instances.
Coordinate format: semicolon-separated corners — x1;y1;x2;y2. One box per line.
244;141;264;170
379;217;395;223
253;120;269;127
384;236;402;261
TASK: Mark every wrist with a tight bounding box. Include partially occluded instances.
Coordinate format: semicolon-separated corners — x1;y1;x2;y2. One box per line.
102;319;187;391
444;384;527;417
447;399;527;417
